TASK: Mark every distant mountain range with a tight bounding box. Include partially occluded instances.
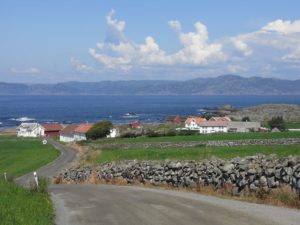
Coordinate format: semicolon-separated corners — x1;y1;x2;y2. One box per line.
1;75;300;95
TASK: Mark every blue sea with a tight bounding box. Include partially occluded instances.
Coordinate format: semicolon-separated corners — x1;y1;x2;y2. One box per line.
0;95;300;128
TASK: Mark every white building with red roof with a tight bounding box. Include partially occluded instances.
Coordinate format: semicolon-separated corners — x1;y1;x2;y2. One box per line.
185;117;206;130
73;124;93;141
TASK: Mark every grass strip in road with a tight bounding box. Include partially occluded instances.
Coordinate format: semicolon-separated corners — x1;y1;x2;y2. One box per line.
92;131;300;145
97;145;300;163
0;136;60;177
0;179;54;225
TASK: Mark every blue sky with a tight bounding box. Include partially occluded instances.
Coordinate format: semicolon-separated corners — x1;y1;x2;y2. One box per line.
1;0;300;83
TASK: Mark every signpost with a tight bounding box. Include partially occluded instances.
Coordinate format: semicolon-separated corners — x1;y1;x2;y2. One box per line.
33;171;38;188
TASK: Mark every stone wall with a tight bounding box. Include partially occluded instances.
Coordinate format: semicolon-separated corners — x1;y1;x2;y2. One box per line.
95;138;300;150
59;155;300;195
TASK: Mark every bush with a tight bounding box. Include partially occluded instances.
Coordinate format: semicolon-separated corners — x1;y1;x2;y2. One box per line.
177;130;199;136
121;132;139;138
87;121;113;140
268;116;286;131
242;116;250;122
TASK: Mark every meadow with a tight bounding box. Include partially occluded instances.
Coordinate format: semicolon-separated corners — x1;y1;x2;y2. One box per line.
93;131;300;144
0;136;59;225
97;145;300;163
0;136;59;177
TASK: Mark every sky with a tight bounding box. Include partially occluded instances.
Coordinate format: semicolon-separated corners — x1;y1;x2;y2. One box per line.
1;0;300;83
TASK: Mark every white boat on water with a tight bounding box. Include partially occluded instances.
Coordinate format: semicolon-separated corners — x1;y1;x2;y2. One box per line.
122;113;139;118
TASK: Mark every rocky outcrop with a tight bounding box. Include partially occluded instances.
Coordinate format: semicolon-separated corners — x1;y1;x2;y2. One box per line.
229;104;300;122
59;155;300;195
94;138;300;149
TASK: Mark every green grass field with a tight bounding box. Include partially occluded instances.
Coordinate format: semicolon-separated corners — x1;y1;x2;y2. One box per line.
0;136;60;177
0;179;54;225
286;122;300;129
97;145;300;163
92;131;300;144
0;136;59;225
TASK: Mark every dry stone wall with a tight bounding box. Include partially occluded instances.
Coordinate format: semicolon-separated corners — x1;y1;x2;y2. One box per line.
60;155;300;195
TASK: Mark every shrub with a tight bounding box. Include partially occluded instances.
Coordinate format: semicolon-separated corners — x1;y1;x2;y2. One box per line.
87;121;113;140
242;116;250;122
268;116;286;131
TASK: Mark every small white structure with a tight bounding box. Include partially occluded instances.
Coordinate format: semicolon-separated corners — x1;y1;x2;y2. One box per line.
17;123;44;137
197;121;228;134
107;128;120;138
185;117;206;130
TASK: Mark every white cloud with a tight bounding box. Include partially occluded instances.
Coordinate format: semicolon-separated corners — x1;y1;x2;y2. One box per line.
106;9;125;33
72;11;300;79
70;57;95;73
230;37;253;56
168;20;181;32
10;67;40;74
262;19;300;34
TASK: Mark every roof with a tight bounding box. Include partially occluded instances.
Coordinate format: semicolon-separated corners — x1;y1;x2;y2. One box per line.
209;116;232;122
198;121;229;127
185;117;206;124
42;123;64;131
19;122;39;130
60;124;79;135
227;121;261;129
74;124;93;134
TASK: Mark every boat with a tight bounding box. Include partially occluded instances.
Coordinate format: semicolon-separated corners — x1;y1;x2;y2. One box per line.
122;113;139;118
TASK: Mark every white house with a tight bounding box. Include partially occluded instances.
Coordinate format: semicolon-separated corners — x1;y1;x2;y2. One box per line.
17;123;45;137
59;124;79;143
197;121;229;134
185;117;206;130
73;124;93;142
107;128;120;138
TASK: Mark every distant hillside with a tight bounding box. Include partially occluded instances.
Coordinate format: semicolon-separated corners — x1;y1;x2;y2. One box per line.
1;75;300;95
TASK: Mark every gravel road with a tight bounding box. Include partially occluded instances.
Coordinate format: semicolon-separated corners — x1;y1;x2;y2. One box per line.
50;184;300;225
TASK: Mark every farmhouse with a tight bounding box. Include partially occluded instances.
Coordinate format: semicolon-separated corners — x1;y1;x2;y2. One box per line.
130;121;142;129
197;121;228;134
59;124;79;143
166;116;185;124
73;124;93;142
17;122;44;137
41;123;64;137
185;117;206;130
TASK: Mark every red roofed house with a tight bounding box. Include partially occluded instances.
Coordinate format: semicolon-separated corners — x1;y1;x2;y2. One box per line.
185;117;206;130
42;123;64;137
59;124;79;143
73;123;93;141
166;115;185;124
129;121;142;129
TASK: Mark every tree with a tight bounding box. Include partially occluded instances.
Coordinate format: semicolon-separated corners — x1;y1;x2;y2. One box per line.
86;121;113;140
242;116;250;122
268;116;286;131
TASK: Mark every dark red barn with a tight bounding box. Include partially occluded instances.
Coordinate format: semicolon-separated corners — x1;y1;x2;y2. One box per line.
42;123;64;137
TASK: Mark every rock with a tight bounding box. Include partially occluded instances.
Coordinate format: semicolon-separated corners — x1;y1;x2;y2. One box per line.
259;176;268;186
222;163;234;172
